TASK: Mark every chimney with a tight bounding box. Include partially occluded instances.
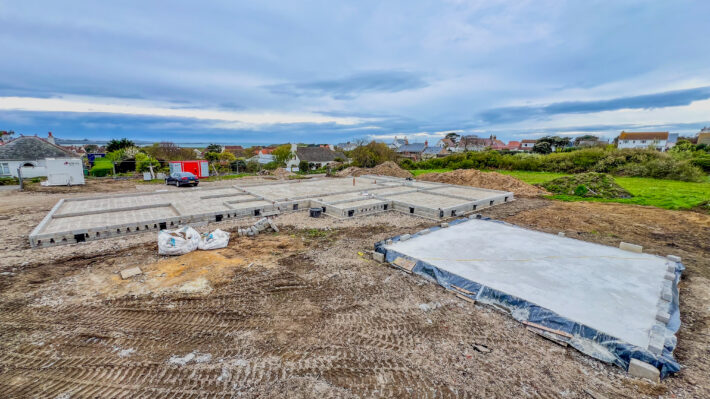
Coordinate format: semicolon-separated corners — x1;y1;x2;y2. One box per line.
290;143;297;153
47;132;55;144
425;140;428;147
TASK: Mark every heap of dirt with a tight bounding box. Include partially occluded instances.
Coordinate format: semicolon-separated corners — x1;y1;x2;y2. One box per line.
417;169;549;197
539;172;632;198
336;161;413;178
272;168;294;179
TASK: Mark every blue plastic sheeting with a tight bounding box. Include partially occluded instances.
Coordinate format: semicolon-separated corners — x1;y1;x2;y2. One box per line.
374;216;683;378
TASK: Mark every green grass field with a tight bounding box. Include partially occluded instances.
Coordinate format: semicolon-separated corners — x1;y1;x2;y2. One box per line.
411;169;710;211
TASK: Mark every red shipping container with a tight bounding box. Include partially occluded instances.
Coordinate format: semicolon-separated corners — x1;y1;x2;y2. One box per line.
168;160;209;178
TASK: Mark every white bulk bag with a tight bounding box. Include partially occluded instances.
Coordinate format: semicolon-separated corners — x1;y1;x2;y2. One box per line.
158;226;200;255
198;229;230;250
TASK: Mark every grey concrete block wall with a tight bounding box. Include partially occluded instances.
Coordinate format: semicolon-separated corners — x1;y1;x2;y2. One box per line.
30;176;513;247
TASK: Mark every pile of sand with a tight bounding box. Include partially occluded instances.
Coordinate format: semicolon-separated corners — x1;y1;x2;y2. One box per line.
272;168;294;179
336;161;413;178
417;169;549;197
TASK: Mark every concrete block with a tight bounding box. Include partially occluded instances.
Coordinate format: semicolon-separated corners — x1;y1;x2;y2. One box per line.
661;282;672;302
400;234;411;241
628;359;660;382
666;263;676;273
666;255;681;263
664;272;675;281
419;229;430;235
619;242;642;253
268;219;279;232
440;222;449;228
656;311;670;324
648;325;665;355
120;267;142;280
385;239;393;245
372;251;385;263
557;232;565;237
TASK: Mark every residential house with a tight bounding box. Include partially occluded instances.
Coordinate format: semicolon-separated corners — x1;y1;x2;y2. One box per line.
456;135;505;152
665;134;679;151
0;134;80;178
224;145;245;157
697;127;710;145
504;141;521;151
336;142;357;151
396;143;427;161
520;139;537;151
617;131;669;151
421;145;447;159
389;136;409;150
436;138;455;149
286;143;346;171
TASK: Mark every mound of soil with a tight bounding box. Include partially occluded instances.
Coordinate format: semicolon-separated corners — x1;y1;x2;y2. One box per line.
539;172;632;198
336;161;413;178
272;168;294;179
417;169;549;197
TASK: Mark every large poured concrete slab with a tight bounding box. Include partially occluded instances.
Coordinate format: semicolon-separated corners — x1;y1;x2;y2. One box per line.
383;219;672;349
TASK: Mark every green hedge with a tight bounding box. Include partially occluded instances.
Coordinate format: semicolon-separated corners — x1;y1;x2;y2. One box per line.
90;159;114;177
405;148;706;182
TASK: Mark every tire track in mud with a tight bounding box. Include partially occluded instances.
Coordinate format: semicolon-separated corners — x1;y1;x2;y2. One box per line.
0;256;570;398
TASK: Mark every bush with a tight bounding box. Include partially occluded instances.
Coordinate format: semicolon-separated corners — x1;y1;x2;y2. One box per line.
90;159;114;177
540;173;632;198
299;160;310;172
409;148;706;181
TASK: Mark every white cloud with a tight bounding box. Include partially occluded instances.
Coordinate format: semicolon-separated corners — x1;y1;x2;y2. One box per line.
0;96;365;126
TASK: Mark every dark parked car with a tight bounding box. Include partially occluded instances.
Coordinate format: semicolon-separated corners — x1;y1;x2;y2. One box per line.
166;172;199;187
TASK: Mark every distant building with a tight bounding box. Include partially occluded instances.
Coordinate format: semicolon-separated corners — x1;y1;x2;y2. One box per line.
224;145;244;156
286;143;345;171
697;127;710;145
520;139;537;151
665;133;679;151
421;145;447;159
617;131;669;151
436;138;455;149
456;135;505;152
504;141;521;151
389;136;409;150
336;142;357;151
0;134;80;178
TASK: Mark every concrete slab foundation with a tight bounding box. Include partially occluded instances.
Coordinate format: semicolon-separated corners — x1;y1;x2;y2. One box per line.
30;175;513;247
375;217;683;377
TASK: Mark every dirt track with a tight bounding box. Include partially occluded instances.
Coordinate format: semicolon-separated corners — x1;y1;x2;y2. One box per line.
1;184;709;398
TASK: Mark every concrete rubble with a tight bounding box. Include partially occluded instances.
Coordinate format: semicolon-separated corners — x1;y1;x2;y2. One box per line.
237;217;279;237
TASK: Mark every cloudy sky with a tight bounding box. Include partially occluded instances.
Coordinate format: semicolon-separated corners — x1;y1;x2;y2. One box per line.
1;0;709;145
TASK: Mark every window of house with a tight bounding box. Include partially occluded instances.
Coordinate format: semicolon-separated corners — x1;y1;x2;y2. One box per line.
0;163;10;175
641;140;646;144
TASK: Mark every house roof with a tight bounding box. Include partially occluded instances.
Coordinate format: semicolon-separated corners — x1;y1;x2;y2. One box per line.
507;141;521;147
521;139;537;144
224;145;243;151
618;131;669;140
296;147;345;162
422;146;442;154
396;143;427;153
0;136;79;161
438;138;454;146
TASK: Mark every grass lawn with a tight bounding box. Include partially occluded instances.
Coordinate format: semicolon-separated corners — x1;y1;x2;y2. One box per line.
497;170;710;211
411;168;709;211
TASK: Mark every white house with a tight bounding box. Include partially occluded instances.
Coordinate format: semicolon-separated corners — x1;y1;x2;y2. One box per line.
0;135;80;179
286;143;345;171
520;139;537;151
617;131;668;151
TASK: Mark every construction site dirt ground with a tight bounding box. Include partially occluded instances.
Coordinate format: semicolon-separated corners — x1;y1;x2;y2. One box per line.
1;181;709;398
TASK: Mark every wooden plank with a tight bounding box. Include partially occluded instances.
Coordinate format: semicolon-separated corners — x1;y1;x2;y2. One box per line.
392;257;416;272
451;284;476;296
522;321;573;338
526;327;569;347
455;293;476;304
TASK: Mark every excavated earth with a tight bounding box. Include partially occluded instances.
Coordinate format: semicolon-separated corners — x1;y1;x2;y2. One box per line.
0;180;709;398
